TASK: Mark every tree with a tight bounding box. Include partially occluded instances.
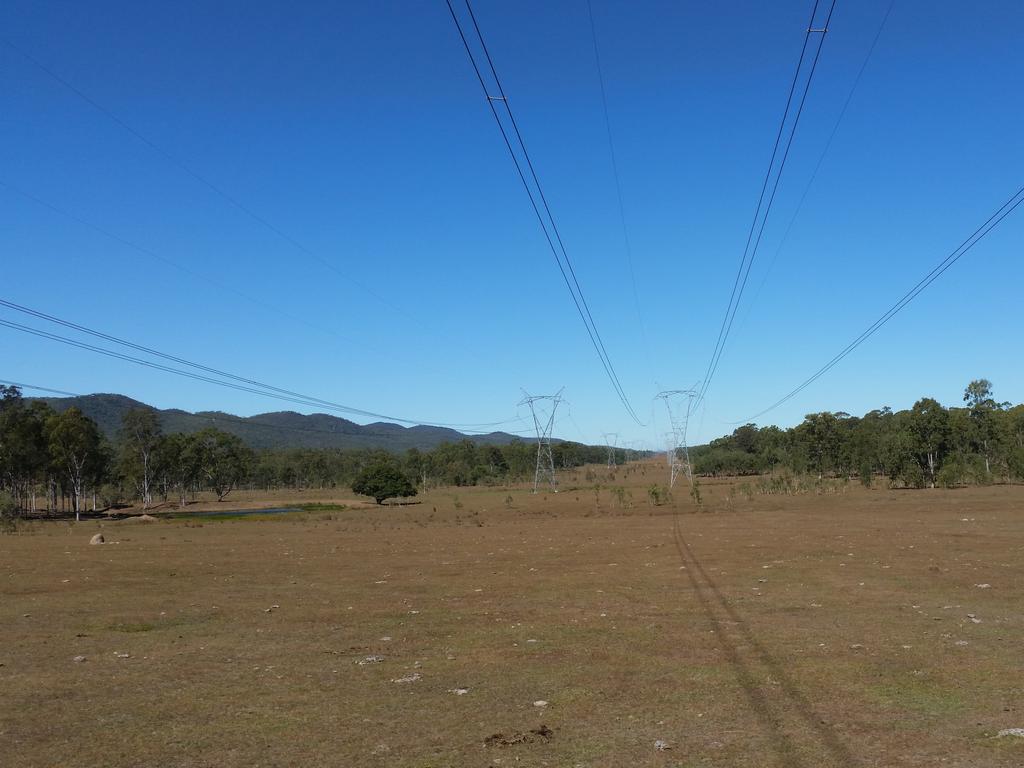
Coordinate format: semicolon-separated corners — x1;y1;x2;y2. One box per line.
795;412;842;478
0;389;53;513
191;428;253;501
909;398;949;487
963;379;1009;475
351;461;417;504
157;433;200;508
46;407;103;520
119;408;162;508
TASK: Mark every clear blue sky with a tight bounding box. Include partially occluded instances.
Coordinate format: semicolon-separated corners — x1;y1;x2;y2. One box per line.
2;0;1021;448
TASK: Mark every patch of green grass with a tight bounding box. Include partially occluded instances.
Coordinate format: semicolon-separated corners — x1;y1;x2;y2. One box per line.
298;503;348;512
865;679;966;717
172;510;306;523
104;614;209;634
108;621;156;633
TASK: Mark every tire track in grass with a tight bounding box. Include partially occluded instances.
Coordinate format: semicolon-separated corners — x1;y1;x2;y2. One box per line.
672;513;858;767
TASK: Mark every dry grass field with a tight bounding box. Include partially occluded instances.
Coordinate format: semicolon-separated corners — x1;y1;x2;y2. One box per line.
2;462;1023;767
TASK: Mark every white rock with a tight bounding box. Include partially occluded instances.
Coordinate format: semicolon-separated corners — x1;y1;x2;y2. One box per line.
89;533;105;545
997;728;1024;738
392;673;421;684
654;739;671;751
73;655;86;663
533;700;548;707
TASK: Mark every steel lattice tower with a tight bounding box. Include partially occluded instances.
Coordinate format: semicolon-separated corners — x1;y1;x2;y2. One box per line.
656;389;698;488
602;432;619;468
520;389;563;493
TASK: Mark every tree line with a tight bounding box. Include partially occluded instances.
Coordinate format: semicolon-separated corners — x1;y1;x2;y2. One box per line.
691;379;1024;488
0;385;625;517
0;386;255;519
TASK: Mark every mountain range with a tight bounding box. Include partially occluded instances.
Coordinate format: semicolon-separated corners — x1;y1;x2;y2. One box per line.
31;393;537;452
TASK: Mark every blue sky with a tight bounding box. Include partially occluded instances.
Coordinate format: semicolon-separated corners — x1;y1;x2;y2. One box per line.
2;0;1021;448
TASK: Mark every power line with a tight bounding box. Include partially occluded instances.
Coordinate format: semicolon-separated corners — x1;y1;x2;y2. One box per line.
0;179;374;354
0;36;408;320
738;0;896;329
585;0;650;357
0;380;78;398
0;302;521;430
736;183;1024;423
445;0;644;426
455;0;640;424
0;379;536;443
697;0;837;405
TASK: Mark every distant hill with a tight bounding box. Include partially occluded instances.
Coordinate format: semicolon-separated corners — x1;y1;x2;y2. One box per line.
30;393;536;452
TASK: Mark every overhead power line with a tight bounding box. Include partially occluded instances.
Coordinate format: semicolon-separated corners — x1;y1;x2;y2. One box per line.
0;179;374;354
737;183;1024;423
585;0;651;358
0;36;406;319
739;0;896;327
445;0;644;426
0;299;521;430
0;380;79;398
697;0;837;405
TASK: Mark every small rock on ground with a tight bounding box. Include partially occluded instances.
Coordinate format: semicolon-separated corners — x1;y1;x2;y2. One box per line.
89;533;104;545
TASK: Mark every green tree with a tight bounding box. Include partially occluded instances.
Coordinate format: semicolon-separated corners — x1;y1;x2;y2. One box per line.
0;388;53;513
46;407;103;520
119;408;162;508
157;433;201;508
795;412;842;478
963;379;1009;475
351;461;417;504
909;398;949;487
191;428;253;501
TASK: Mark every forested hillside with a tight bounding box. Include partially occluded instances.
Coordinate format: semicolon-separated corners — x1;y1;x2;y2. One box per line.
30;393;530;451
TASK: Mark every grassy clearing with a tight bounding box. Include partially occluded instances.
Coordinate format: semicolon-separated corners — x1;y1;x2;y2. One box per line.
1;464;1022;767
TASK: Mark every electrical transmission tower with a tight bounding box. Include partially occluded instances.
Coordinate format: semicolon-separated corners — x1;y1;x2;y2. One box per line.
656;389;698;489
602;432;619;468
520;389;564;493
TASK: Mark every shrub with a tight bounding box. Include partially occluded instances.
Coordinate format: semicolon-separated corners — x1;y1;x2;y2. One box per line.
351;462;417;505
647;484;671;506
0;491;18;534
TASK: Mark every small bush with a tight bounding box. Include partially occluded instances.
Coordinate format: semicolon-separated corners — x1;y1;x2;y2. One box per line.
647;484;671;506
690;479;703;508
97;483;125;509
0;491;20;534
